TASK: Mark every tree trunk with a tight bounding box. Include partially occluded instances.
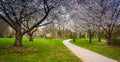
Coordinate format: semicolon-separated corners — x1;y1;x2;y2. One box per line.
107;32;112;45
98;31;101;42
89;30;92;43
98;35;101;42
14;32;23;46
29;34;33;42
79;32;81;38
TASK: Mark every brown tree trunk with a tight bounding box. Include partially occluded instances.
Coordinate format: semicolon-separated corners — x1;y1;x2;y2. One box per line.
98;35;101;42
79;32;81;38
89;30;92;43
107;32;112;45
14;32;23;46
98;31;101;42
97;29;101;42
29;34;33;42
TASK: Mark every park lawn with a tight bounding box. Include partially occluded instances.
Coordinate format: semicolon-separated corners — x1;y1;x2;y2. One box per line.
0;38;81;62
71;38;120;61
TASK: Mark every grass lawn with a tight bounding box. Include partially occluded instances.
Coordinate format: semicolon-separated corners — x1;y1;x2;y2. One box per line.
0;38;81;62
71;38;120;61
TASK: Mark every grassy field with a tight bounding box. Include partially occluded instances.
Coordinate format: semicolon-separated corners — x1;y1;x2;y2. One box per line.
0;38;81;62
71;38;120;61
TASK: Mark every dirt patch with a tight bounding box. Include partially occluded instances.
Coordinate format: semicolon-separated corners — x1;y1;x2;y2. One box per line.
5;45;37;54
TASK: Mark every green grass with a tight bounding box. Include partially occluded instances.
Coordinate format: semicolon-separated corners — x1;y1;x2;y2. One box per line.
0;38;81;62
71;38;120;61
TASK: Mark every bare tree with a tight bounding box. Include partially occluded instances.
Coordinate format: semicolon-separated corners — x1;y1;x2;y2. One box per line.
79;0;120;45
0;0;58;46
24;12;52;41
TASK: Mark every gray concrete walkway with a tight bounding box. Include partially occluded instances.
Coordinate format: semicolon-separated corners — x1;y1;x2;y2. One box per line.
63;39;118;62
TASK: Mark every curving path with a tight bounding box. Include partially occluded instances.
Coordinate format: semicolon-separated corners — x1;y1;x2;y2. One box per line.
63;39;118;62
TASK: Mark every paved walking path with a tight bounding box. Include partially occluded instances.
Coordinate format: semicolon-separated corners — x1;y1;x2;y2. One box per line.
63;39;118;62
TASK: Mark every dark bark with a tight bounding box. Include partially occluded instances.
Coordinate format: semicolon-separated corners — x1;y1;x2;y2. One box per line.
58;27;62;38
88;30;92;43
98;35;101;42
107;32;112;45
27;28;37;42
79;32;81;38
14;32;23;46
98;30;102;42
29;34;33;42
